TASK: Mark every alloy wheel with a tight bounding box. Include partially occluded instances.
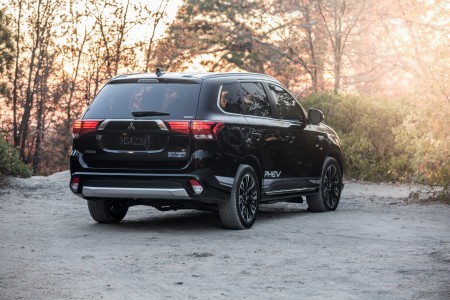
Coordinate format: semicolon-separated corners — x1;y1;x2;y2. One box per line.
323;165;341;207
238;174;258;222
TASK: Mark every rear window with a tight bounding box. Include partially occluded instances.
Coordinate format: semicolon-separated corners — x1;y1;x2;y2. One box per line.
84;83;201;119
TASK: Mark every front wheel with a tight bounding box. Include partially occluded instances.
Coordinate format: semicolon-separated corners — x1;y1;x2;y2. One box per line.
219;164;260;229
87;199;128;223
307;157;342;212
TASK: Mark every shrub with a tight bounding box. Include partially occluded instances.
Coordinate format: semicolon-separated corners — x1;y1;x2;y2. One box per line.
0;135;32;178
301;92;414;182
301;92;449;201
394;99;450;201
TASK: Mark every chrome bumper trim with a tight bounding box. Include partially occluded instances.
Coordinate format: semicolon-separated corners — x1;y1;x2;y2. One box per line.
82;186;191;199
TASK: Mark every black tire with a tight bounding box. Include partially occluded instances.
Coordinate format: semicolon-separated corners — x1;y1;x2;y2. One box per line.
87;199;128;223
307;157;342;212
219;164;260;229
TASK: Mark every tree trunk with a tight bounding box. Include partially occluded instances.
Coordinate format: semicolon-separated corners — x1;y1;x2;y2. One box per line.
32;85;45;174
12;1;22;147
18;0;43;161
334;48;341;94
306;27;318;92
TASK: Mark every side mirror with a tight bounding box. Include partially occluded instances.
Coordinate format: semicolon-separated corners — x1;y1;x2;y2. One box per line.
308;109;324;125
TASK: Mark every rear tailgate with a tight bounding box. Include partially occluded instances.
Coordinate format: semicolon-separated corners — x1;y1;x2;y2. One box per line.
73;80;201;171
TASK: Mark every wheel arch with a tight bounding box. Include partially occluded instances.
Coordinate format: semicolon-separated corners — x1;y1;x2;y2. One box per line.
240;155;263;190
326;148;345;177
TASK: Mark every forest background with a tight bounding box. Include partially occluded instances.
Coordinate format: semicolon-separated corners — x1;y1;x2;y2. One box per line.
0;0;448;200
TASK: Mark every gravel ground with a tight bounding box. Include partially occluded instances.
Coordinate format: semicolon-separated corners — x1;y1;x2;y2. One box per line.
0;171;449;300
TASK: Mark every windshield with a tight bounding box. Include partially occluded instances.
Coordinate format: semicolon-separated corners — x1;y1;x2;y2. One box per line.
83;82;201;119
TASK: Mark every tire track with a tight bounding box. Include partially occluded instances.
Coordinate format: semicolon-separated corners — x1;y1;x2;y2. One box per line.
70;254;171;299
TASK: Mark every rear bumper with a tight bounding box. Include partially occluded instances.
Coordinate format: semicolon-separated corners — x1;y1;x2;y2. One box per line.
70;171;230;204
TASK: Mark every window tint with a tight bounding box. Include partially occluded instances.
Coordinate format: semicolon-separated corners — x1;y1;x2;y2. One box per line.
268;84;304;122
240;82;272;118
219;83;243;114
84;83;200;119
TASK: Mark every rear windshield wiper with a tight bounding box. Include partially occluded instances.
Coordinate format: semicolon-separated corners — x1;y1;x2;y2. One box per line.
131;111;170;117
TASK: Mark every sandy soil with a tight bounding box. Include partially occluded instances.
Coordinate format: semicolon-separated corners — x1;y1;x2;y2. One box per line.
0;171;449;300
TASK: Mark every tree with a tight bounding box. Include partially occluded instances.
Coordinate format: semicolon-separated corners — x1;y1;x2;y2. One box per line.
58;0;93;160
317;0;367;93
88;0;143;78
156;0;269;73
16;0;63;162
143;0;170;72
264;0;328;92
0;6;17;144
0;8;14;75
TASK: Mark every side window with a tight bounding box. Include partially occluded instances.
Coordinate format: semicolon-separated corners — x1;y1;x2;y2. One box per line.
240;82;272;118
268;84;304;122
219;83;243;114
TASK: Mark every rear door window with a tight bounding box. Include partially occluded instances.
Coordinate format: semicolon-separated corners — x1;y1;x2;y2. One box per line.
84;83;200;119
239;82;272;118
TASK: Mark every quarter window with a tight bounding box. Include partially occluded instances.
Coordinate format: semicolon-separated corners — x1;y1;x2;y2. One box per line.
240;82;272;118
219;83;243;114
268;84;304;122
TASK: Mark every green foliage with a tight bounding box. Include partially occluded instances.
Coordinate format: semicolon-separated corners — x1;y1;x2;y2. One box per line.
302;92;413;181
302;92;449;200
0;8;14;74
0;135;32;178
394;97;450;201
160;0;277;73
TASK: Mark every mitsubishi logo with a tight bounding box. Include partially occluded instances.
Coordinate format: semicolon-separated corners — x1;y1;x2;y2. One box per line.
127;122;136;131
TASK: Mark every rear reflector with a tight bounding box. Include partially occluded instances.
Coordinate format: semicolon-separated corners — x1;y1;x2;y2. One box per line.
189;179;203;195
70;177;80;193
72;120;103;137
164;120;224;140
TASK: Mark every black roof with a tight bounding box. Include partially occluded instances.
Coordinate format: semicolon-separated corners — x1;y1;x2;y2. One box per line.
109;71;280;84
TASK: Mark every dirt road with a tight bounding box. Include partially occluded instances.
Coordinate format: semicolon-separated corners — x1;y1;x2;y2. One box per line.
1;171;449;299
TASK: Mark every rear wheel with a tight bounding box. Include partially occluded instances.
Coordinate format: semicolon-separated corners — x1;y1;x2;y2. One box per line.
307;157;342;212
219;164;260;229
87;199;128;223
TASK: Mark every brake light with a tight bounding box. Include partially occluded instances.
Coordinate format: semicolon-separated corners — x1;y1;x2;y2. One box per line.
72;120;103;138
191;121;224;139
165;121;190;135
164;121;224;140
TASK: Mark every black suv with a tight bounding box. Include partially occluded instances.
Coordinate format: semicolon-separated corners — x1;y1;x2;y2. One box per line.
70;71;344;229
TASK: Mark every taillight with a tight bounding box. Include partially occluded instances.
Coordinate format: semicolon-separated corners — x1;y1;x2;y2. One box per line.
191;121;224;139
165;121;190;135
72;120;103;138
164;120;224;140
